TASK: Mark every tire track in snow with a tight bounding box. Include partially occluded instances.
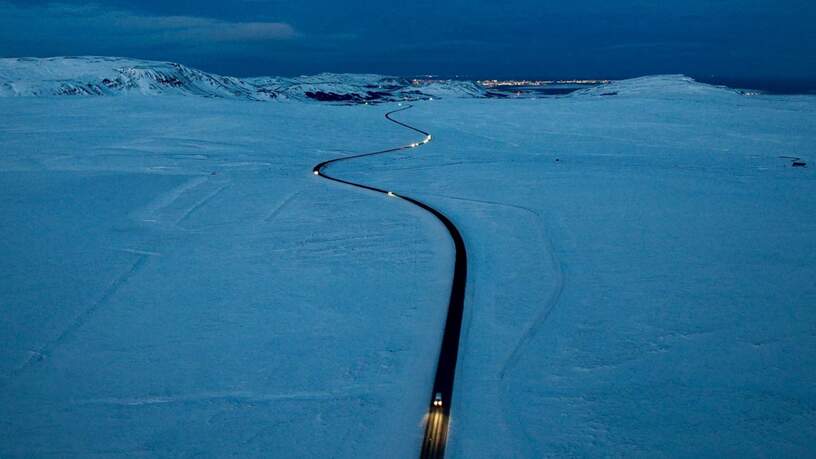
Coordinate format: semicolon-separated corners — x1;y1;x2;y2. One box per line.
419;194;565;380
4;254;150;386
263;189;305;223
176;183;230;227
134;176;208;224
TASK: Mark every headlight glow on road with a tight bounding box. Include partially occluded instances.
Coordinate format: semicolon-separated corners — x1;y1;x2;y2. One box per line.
387;191;396;197
422;407;448;459
313;170;319;175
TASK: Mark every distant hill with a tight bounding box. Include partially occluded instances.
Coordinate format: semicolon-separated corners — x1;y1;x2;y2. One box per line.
0;56;487;102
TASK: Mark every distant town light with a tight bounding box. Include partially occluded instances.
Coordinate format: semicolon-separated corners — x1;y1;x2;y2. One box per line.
478;78;611;88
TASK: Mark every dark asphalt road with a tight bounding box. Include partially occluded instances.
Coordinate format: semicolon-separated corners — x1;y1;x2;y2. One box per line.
312;105;467;459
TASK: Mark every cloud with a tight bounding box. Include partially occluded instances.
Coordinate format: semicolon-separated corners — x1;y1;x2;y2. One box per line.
0;1;297;56
597;42;707;52
110;12;297;43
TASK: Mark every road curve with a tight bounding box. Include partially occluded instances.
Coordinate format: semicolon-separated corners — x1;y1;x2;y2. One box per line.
312;105;467;459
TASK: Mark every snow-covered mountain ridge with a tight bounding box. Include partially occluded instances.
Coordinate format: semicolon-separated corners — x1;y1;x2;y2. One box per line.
0;56;486;102
580;74;755;98
0;56;755;103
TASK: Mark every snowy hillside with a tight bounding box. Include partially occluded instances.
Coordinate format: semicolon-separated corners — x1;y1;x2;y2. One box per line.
0;56;486;102
249;73;485;102
0;57;267;99
583;74;756;98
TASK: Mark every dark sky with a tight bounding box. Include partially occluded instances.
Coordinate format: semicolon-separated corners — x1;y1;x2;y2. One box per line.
1;0;815;80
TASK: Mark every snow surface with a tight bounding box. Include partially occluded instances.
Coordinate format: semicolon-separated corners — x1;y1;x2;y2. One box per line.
1;68;816;457
334;77;816;457
0;96;453;457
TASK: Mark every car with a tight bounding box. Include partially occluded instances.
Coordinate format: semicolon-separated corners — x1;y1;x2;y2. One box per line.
433;392;443;407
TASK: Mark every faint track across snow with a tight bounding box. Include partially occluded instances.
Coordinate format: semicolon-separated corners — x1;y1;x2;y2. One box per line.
263;189;305;223
419;192;565;379
3;253;150;387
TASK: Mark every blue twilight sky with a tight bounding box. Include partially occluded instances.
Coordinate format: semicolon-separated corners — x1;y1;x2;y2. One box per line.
1;0;814;80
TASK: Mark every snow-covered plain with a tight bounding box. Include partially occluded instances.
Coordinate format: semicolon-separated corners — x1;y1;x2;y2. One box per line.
0;96;454;457
335;77;816;457
1;65;815;457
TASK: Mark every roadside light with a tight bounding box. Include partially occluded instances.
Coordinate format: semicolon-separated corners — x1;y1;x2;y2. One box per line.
313;170;319;175
387;191;396;197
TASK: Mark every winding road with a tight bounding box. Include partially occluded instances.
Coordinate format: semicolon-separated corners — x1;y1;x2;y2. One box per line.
312;105;467;459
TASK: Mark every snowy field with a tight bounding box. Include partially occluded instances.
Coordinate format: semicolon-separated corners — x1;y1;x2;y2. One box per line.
0;97;452;457
2;75;816;457
335;78;816;457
